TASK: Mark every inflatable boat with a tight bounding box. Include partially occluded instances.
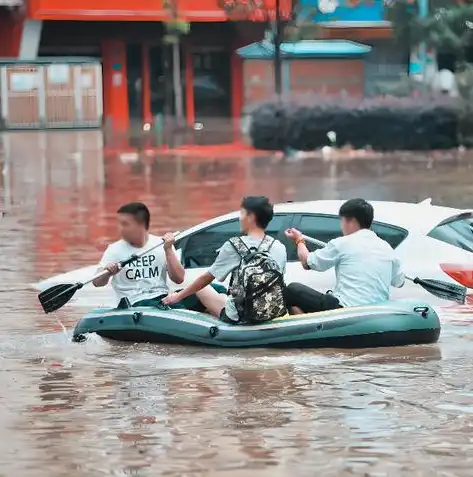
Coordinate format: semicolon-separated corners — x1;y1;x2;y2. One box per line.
72;299;441;348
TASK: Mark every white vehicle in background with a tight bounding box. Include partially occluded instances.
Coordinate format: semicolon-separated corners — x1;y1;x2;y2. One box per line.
35;198;473;308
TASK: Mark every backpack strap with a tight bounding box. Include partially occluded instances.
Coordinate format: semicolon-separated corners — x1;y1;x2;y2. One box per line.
257;235;276;253
229;236;251;258
228;237;250;292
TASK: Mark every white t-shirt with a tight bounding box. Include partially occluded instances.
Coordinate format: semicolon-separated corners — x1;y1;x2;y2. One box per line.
99;234;170;305
307;229;405;307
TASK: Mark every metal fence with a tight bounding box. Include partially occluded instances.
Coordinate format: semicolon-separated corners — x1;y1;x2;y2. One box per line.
0;58;102;130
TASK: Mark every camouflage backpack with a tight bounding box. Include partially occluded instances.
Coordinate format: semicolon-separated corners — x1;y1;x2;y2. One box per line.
229;235;287;323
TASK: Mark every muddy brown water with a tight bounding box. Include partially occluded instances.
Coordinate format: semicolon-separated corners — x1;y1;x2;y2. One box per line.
2;131;473;476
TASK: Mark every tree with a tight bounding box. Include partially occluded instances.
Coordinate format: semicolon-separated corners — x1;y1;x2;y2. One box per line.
386;0;473;61
387;0;473;144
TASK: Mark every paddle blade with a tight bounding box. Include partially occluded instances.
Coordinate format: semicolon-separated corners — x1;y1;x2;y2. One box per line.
38;283;80;313
413;277;467;304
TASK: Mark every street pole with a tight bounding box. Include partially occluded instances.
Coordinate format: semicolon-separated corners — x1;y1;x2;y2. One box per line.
274;0;282;97
273;0;283;154
410;0;429;81
418;0;428;82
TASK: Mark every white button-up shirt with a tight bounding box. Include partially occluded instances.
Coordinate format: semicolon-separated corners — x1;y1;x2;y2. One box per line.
307;229;405;307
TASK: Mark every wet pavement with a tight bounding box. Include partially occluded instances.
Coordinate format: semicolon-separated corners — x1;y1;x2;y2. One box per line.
2;131;473;476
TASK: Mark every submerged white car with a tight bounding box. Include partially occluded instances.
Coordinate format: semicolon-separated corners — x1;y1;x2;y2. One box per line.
35;198;473;308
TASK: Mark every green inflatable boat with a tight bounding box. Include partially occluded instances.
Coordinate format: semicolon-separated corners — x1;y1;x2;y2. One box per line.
73;299;441;348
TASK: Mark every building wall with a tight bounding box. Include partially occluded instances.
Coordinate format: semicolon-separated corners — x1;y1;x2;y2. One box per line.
0;9;23;57
296;0;409;93
243;61;275;105
289;59;364;96
242;58;365;108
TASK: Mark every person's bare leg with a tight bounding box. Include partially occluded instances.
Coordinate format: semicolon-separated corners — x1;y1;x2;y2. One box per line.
195;286;227;317
290;306;304;315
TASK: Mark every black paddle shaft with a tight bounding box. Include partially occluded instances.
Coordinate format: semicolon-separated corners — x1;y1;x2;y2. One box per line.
120;254;140;267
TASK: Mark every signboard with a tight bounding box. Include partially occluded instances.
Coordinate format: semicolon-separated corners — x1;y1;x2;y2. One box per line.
29;0;292;21
298;0;388;23
217;0;293;20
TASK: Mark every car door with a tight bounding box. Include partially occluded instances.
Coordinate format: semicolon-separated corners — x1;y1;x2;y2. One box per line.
173;213;296;288
288;214;409;295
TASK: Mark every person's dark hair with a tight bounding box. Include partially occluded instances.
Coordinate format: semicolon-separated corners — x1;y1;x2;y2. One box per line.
117;202;151;229
339;198;374;229
241;196;274;229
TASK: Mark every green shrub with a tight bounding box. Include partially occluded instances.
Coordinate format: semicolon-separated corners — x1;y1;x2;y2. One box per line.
249;95;458;151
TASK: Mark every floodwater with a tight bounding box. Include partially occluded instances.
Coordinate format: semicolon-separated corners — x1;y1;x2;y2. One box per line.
2;131;473;476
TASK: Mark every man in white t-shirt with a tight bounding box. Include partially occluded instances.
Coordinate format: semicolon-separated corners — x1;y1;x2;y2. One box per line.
93;202;185;308
284;198;405;313
163;196;287;323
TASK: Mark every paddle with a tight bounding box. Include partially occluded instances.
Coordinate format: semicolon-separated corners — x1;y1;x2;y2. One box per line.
38;233;178;313
299;233;467;305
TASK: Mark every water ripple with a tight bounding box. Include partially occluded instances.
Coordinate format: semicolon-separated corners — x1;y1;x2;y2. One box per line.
2;131;473;476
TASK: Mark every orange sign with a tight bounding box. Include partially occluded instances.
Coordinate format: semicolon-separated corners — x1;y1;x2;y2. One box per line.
28;0;292;21
218;0;293;20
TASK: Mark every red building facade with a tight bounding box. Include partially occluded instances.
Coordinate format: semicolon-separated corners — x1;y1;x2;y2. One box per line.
0;0;292;133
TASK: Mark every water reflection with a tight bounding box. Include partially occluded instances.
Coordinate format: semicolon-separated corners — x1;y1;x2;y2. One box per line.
25;149;473;282
2;131;473;475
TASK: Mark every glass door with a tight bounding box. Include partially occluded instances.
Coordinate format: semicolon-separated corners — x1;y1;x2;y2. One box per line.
126;44;143;123
192;48;231;120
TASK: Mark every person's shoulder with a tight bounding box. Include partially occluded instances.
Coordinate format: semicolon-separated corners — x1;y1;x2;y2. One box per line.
218;238;239;255
105;239;128;252
369;231;395;250
376;235;396;253
100;239;127;262
267;238;287;258
333;230;375;248
363;231;397;256
327;235;346;248
271;237;286;251
148;234;163;243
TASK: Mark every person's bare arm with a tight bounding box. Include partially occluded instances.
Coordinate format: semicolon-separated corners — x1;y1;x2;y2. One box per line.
163;233;185;284
296;241;311;270
92;269;111;287
163;272;214;305
285;228;311;270
93;249;120;287
285;228;338;272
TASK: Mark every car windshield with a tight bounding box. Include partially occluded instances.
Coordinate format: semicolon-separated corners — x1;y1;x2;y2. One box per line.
428;213;473;252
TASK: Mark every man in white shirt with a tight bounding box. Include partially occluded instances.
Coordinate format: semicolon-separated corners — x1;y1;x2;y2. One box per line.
93;202;185;308
284;198;405;314
163;196;287;323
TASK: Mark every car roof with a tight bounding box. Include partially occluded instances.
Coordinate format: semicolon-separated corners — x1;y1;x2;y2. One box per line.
179;199;470;237
275;199;469;233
